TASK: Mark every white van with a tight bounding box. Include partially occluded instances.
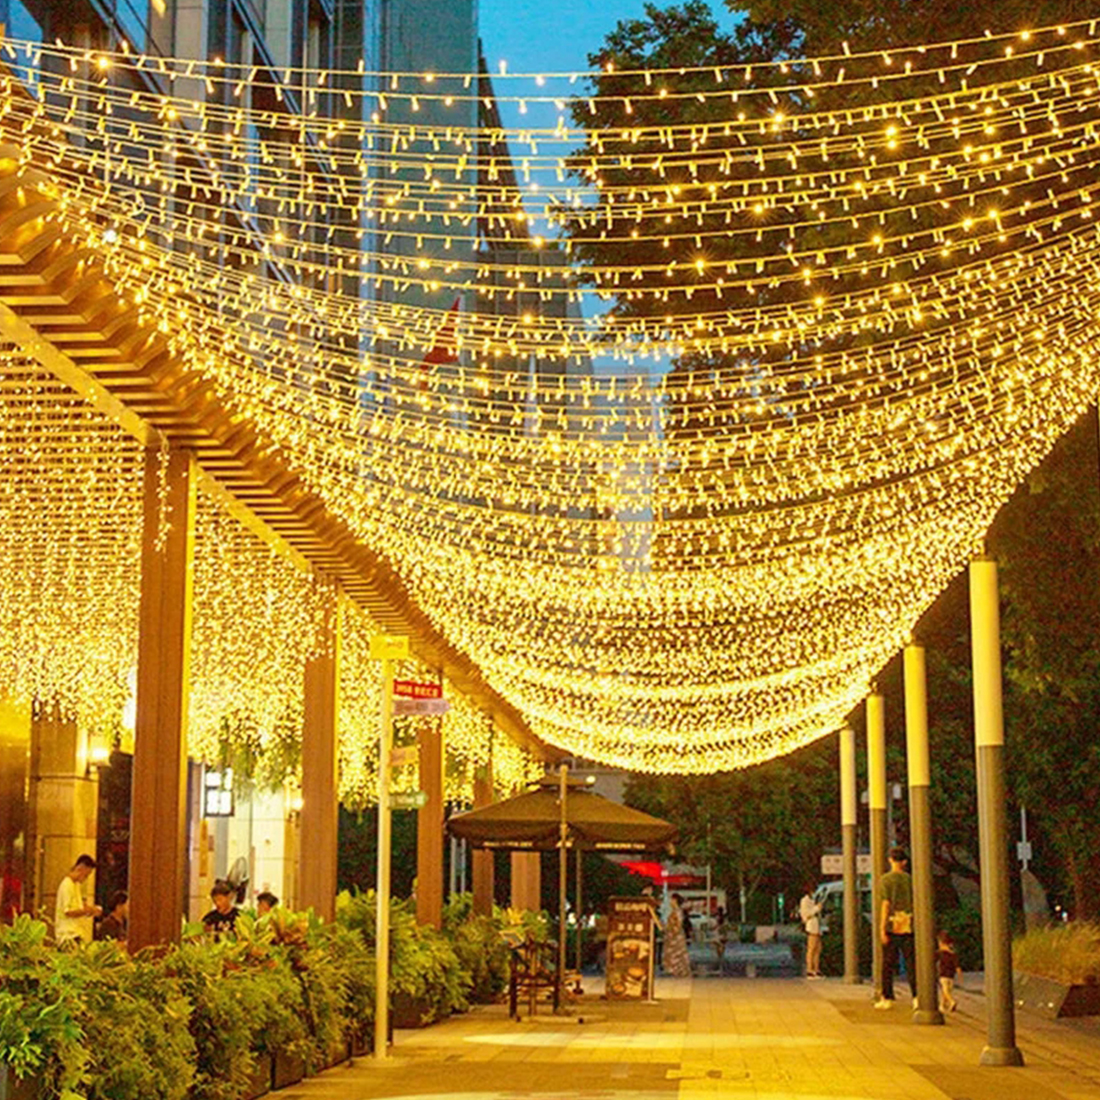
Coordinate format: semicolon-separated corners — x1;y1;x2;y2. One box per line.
813;880;873;932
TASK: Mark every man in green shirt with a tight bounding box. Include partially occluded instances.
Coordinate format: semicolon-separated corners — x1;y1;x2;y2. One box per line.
875;847;916;1009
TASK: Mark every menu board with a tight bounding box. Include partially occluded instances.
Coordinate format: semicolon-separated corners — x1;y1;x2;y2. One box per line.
605;896;656;1000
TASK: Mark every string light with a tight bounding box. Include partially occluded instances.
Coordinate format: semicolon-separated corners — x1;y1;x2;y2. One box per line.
2;20;1099;771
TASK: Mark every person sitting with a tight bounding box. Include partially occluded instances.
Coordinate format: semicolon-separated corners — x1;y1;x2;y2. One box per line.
95;890;128;942
255;891;278;917
202;880;240;937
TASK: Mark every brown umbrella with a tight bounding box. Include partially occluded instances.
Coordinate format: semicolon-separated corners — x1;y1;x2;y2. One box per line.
446;776;678;852
447;766;677;982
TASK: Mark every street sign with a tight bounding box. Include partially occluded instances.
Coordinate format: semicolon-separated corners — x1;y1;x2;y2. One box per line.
390;744;418;769
394;679;443;699
370;634;409;660
393;697;450;717
821;854;873;875
390;790;428;810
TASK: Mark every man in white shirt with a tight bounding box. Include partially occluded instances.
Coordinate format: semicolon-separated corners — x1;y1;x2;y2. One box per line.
55;854;102;946
799;885;823;978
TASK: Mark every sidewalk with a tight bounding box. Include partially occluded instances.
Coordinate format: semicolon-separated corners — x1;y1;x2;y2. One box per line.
276;976;1100;1100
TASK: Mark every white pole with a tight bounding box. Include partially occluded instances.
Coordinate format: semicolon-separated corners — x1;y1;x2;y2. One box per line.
374;655;395;1059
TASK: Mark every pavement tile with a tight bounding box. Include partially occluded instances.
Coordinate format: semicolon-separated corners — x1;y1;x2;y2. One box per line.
273;976;1100;1100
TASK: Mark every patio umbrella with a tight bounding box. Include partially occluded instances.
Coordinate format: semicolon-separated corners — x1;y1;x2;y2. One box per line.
445;770;678;853
447;765;677;982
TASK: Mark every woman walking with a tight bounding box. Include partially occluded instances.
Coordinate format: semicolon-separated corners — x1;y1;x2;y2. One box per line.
663;892;692;977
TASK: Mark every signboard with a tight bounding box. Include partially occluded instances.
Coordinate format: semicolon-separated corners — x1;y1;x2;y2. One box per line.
390;790;428;810
820;853;873;875
394;697;450;717
394;680;443;699
390;744;419;769
605;896;656;1000
370;634;409;660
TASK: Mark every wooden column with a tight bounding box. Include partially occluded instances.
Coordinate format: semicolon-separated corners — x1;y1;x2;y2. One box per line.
471;757;494;915
416;708;444;928
129;446;196;952
299;586;340;922
510;851;541;912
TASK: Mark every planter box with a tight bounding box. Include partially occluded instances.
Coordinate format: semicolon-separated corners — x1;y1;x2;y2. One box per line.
1014;971;1100;1019
241;1054;271;1100
391;992;437;1029
0;1067;38;1100
270;1051;305;1091
348;1026;371;1058
322;1038;350;1070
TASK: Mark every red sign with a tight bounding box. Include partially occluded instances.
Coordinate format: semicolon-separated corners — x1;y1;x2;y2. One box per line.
393;680;442;699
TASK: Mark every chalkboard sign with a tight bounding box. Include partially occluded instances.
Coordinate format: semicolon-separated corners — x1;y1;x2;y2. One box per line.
605;896;656;1000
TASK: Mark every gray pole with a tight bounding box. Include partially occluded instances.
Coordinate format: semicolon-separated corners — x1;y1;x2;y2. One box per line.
904;643;944;1025
558;763;569;988
840;725;860;983
970;557;1023;1066
867;692;887;1000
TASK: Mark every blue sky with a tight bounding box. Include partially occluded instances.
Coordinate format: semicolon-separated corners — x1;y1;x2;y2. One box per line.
478;0;663;76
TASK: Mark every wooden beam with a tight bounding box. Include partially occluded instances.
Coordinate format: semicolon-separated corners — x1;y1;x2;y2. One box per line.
129;447;196;951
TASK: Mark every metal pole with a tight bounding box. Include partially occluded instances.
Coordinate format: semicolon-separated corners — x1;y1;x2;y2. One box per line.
374;655;395;1059
840;726;860;984
558;763;568;987
575;847;583;973
970;557;1023;1066
867;692;887;1000
904;644;944;1025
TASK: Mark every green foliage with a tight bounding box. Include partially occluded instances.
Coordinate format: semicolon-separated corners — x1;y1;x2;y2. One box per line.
441;896;511;1003
258;909;348;1069
0;916;196;1100
1013;923;1100;986
336;890;471;1020
0;917;87;1100
160;938;289;1100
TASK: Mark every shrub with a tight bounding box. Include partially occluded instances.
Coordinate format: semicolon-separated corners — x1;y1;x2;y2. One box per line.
260;909;348;1069
65;943;195;1100
442;897;509;1003
1013;922;1100;986
337;890;471;1021
0;916;87;1099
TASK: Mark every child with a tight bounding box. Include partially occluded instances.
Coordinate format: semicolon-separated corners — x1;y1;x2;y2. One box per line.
936;930;961;1012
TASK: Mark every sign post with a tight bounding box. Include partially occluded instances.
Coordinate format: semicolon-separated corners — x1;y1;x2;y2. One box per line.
370;633;409;1060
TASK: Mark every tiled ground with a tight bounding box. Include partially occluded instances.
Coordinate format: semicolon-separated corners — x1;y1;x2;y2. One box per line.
277;977;1100;1100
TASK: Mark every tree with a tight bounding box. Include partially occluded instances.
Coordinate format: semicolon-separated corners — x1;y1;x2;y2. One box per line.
991;411;1100;919
626;739;837;920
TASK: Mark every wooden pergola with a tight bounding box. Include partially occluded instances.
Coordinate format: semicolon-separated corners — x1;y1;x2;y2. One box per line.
0;143;553;948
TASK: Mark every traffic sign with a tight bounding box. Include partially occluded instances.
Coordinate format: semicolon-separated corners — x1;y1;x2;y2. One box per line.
820;853;873;875
394;679;442;699
390;790;428;810
370;634;409;660
393;697;450;717
390;744;418;769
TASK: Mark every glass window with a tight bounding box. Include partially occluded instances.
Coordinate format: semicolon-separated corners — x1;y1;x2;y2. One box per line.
4;0;42;44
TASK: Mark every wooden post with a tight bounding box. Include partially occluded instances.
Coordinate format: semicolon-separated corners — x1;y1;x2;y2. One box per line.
510;851;541;911
129;446;196;952
416;696;444;928
471;755;494;915
299;585;340;922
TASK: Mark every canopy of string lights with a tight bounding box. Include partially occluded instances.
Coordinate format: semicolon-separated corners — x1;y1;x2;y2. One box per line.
2;17;1098;773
